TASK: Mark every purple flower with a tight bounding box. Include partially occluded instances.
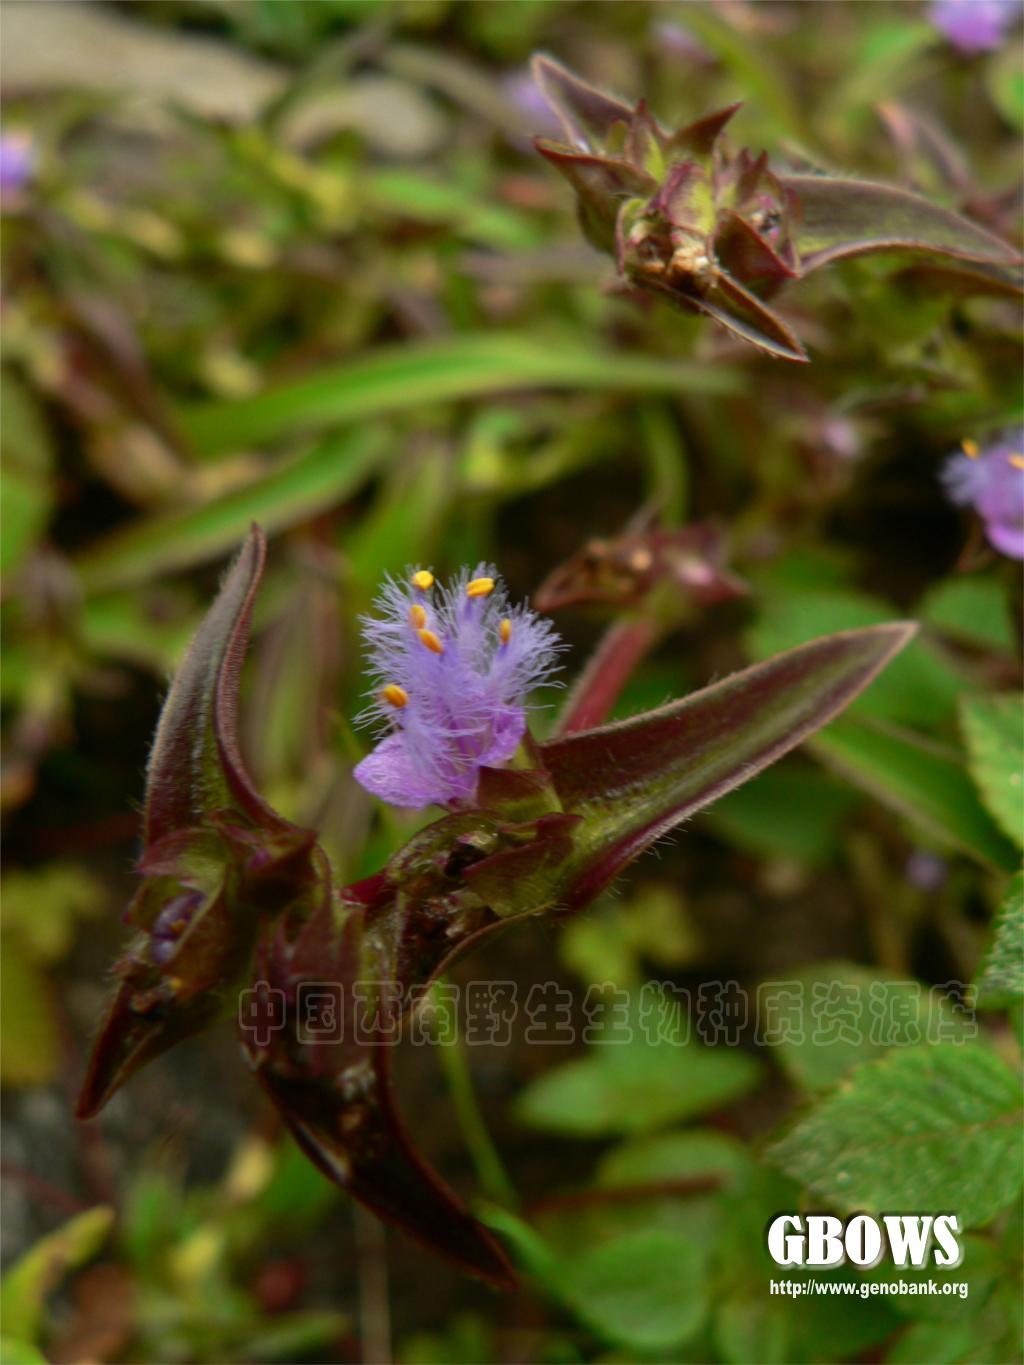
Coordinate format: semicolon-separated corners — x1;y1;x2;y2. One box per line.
941;429;1024;558
928;0;1022;53
0;130;35;197
651;20;713;65
353;566;563;810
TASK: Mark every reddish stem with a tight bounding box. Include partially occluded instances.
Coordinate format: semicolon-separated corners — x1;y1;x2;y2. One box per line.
557;618;660;735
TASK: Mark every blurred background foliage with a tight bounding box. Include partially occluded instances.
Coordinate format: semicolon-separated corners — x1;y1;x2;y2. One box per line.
1;1;1021;1361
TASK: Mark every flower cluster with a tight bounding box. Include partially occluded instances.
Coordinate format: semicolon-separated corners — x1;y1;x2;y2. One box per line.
353;566;563;810
941;429;1024;559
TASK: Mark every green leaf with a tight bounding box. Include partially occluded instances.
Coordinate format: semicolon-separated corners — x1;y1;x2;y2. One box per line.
0;1207;114;1346
74;427;388;594
813;718;1019;871
0;371;54;577
974;873;1024;1011
919;576;1015;652
179;333;741;459
515;989;760;1137
365;169;541;250
1;864;105;963
987;38;1024;130
758;962;973;1092
960;694;1024;848
748;588;965;728
766;1043;1023;1228
0;1338;48;1364
596;1129;752;1190
704;763;858;866
565;1229;708;1351
0;941;60;1088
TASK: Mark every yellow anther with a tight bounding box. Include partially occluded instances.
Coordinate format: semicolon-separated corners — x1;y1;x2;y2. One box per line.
1009;454;1024;471
499;618;512;645
411;570;434;590
408;603;427;629
418;628;444;654
381;684;409;708
961;438;980;459
466;576;495;598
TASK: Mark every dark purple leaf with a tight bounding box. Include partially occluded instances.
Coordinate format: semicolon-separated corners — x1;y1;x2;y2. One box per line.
665;103;743;160
533;140;655;253
145;524;291;842
689;273;809;363
540;622;916;907
78;527;323;1118
245;882;519;1287
531;54;639;152
781;173;1023;274
713;209;798;289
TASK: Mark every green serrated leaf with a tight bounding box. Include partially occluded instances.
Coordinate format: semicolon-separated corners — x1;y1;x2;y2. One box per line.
974;873;1024;1011
766;1043;1023;1228
960;694;1024;848
759;961;973;1092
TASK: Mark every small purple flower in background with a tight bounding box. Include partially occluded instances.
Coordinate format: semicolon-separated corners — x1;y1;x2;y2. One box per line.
905;849;948;892
651;19;713;65
502;69;564;144
928;0;1023;53
354;566;563;809
941;428;1024;558
0;129;35;198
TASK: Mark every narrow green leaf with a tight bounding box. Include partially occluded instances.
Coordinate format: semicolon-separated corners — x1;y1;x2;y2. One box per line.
974;873;1024;1011
814;718;1019;871
179;333;742;458
74;427;388;594
960;694;1024;848
0;1207;114;1345
766;1043;1023;1228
